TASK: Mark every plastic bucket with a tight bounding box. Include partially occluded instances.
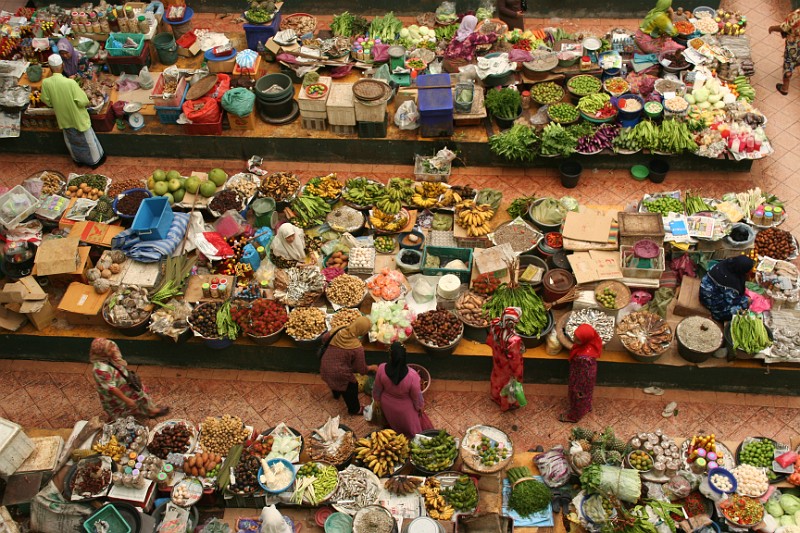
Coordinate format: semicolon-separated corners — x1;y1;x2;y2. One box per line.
257;91;295;120
542;268;575;308
153;32;178;65
255;73;294;102
616;93;644;122
648;159;670;183
493;107;521;130
251;197;275;227
559;161;582;189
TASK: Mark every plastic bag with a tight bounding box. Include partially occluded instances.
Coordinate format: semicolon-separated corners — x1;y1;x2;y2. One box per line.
213;210;247;238
500;377;527;408
395;100;420;130
435;1;457;24
137;66;154;90
372;43;389;62
476;0;495;21
208;73;231;101
670;254;697;283
663;471;694;501
182;96;221;123
115;73;140;91
642;288;674;318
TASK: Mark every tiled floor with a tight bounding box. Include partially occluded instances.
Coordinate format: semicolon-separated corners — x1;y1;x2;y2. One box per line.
2;2;800;438
1;360;799;447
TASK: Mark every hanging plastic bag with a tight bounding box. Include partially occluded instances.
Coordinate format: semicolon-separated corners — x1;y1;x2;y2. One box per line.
500;378;527;408
137;66;155;90
435;1;457;24
394;100;420;130
642;287;674;318
476;0;495;21
208;73;231;101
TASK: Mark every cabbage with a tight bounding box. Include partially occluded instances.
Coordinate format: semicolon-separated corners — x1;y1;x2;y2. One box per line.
400;28;410;38
767;498;785;518
698;101;712;109
781;516;796;527
409;24;419;32
714;101;726;109
693;88;709;103
685;94;696;104
419;26;430;36
781;494;800;515
708;93;721;104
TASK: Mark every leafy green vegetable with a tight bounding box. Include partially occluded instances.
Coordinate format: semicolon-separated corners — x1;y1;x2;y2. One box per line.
485;88;522;119
507;196;536;219
541;123;577;157
580;464;642;503
331;11;370;37
484;284;548;337
489;124;539;163
435;23;459;41
369;12;402;42
507;467;551;516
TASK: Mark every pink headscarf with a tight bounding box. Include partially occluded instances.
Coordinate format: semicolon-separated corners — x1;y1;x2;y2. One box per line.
455;15;478;42
90;338;126;367
490;307;521;355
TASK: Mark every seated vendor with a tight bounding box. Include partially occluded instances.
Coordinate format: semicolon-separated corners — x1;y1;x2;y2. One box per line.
699;256;754;322
57;38;92;79
635;0;682;54
444;15;498;63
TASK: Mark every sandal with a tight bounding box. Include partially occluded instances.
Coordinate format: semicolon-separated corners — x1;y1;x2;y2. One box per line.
148;406;170;419
559;413;579;423
777;83;789;95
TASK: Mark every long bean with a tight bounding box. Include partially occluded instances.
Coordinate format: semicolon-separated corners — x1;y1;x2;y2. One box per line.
731;313;771;354
483;284;548;336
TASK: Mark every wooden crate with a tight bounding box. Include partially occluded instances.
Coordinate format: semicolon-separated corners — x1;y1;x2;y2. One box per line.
329;124;356;135
298;76;331;113
301;116;327;131
453;85;487;126
326;83;356;126
618;211;665;246
620;245;665;279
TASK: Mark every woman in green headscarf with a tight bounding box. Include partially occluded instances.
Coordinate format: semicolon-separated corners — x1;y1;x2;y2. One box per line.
635;0;681;54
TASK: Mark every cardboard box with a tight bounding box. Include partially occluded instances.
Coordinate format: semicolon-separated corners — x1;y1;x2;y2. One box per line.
25;299;55;331
57;282;108;325
0;306;27;331
228;112;257;131
32;246;92;283
207;57;236;73
0;277;53;331
69;221;125;247
33;238;80;276
673;276;709;317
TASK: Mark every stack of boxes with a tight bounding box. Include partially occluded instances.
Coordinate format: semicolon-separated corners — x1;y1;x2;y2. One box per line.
299;76;332;131
326;83;356;135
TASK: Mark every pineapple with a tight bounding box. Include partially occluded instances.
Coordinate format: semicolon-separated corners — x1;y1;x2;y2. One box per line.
600;426;616;447
591;448;606;465
606;450;623;465
571;427;594;441
610;438;626;453
577;439;592;452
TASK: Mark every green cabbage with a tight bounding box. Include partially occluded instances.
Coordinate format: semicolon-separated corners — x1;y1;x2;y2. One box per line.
781;494;800;515
766;498;784;518
781;515;797;527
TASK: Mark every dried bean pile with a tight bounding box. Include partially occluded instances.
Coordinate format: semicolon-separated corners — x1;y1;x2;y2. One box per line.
116;190;150;216
413;310;462;347
209;190;243;214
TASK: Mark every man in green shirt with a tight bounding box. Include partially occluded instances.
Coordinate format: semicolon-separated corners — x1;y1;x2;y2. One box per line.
41;54;105;168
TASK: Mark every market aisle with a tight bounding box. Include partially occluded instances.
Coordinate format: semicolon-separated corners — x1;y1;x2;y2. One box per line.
1;360;798;450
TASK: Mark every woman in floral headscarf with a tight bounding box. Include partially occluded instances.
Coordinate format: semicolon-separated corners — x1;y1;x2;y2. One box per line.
90;338;169;420
770;9;800;95
444;15;498;62
487;307;525;411
560;324;602;423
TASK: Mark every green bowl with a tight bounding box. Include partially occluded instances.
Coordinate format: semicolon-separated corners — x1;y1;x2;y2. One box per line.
631;165;650;181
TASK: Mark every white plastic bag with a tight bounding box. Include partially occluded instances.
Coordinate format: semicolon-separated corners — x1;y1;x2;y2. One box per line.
137;66;154;90
394;100;420;130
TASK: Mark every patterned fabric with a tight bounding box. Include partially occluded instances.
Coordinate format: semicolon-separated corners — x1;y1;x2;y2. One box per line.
699;274;750;322
320;341;368;392
565;355;597;422
634;29;682;54
92;361;156;419
63;127;104;166
488;333;524;412
784;40;800;76
444;31;498;61
489;307;521;355
111;212;190;263
780;9;800;42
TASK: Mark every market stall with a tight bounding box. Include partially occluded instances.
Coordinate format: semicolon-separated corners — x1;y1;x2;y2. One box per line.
0;4;766;171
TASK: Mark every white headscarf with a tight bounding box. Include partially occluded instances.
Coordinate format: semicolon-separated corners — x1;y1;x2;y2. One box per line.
455;15;478;42
272;223;306;262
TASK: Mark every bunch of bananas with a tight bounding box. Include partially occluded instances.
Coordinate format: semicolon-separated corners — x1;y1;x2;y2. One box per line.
92;435;125;462
369;208;408;233
29;90;41;107
376;178;414;214
732;76;755;102
343;178;384;207
438;187;464;208
305;173;343;199
456;200;495;237
384;475;422;495
411;182;446;209
419;477;454;520
355;429;409;477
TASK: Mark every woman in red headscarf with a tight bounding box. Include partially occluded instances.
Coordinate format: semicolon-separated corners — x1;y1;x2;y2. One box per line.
560;324;602;423
488;307;525;411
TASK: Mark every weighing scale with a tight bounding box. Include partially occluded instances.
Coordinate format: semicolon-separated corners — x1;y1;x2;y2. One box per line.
390;70;411;87
388;45;406;71
582;36;602;63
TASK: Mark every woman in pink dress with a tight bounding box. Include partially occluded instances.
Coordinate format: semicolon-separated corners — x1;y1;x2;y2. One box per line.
373;342;433;437
488;307;525;411
560;324;602;423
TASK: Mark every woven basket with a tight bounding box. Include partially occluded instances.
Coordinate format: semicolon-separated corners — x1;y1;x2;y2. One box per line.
459;425;513;474
443;57;470;73
594;280;631;310
353;79;390;102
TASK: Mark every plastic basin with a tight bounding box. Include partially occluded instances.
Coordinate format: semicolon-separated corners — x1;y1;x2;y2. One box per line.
630;165;650;181
255;73;294;102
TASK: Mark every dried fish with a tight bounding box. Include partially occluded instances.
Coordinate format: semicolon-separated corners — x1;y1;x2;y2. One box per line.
331;465;380;514
566;308;615;343
617;310;672;356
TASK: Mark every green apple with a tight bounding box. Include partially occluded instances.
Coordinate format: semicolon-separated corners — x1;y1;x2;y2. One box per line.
172;188;186;203
208;168;228;187
147;176;156;190
184;176;200;194
199;181;217;198
153;181;169;196
164;192;175;205
168;178;182;192
166;170;181;181
152;169;167;182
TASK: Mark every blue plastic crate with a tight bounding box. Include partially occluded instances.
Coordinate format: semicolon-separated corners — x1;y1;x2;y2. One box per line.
83;505;131;533
244;12;281;51
155;84;188;125
105;33;146;57
132;196;174;241
417;73;453;137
